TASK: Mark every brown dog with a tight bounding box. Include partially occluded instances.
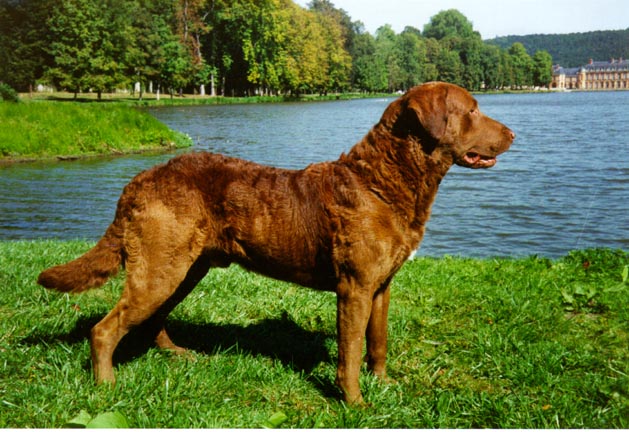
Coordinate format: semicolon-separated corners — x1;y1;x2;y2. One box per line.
38;82;514;403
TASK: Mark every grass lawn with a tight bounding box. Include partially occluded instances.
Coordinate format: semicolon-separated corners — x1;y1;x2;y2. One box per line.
0;101;192;161
0;241;627;428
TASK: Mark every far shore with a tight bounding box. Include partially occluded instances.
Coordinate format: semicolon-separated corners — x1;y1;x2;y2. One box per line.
20;85;569;106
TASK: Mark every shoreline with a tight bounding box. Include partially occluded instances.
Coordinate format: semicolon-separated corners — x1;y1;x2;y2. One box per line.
0;143;185;166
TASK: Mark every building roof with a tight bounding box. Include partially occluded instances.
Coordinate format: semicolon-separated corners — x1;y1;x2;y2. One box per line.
553;58;629;76
582;59;628;71
554;66;579;76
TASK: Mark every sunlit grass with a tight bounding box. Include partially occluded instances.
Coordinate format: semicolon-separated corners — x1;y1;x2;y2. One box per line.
0;102;192;160
0;241;627;427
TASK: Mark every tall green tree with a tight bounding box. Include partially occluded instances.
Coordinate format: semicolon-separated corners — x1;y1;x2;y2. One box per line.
350;27;383;92
0;0;58;91
508;42;533;88
459;36;483;90
126;0;178;99
176;0;211;95
423;9;477;40
375;25;403;92
422;37;440;82
46;0;130;98
434;43;463;85
309;0;352;93
239;0;284;94
423;9;483;90
481;44;504;90
500;49;514;88
531;50;553;88
160;38;194;97
396;27;426;89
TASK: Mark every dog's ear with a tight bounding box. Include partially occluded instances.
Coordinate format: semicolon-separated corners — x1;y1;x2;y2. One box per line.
406;88;448;142
383;85;448;154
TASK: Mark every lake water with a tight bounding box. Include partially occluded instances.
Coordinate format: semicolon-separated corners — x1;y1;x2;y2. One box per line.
1;91;627;258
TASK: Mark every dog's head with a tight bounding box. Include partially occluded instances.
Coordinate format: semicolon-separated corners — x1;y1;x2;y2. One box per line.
379;82;514;168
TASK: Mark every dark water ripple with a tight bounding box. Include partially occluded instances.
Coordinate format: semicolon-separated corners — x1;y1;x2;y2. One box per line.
1;91;627;258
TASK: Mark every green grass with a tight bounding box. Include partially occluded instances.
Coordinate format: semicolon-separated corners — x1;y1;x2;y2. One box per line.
0;101;192;161
1;241;627;428
22;90;396;106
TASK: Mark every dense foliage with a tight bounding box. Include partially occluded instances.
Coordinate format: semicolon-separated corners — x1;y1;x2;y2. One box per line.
487;29;629;68
0;0;553;96
0;83;20;102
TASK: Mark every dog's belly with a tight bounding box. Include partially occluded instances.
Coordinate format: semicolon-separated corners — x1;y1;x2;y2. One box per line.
217;221;336;290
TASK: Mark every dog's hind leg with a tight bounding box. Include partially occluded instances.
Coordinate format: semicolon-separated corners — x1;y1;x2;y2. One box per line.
89;225;208;384
151;256;212;354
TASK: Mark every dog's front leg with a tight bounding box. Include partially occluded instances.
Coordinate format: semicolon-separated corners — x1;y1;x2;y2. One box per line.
365;281;391;378
335;280;372;404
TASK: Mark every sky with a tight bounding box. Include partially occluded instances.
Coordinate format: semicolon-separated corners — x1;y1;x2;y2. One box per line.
294;0;628;39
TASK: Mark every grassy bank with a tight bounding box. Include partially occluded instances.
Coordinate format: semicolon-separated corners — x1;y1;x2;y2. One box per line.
0;101;192;161
22;90;396;106
0;241;627;428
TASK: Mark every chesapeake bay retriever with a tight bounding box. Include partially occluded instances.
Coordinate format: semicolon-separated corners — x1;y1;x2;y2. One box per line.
38;82;514;403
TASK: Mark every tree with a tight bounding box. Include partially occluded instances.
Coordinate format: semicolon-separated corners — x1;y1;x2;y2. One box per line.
396;27;426;89
374;25;403;92
176;0;211;95
288;6;329;94
422;9;484;90
481;44;503;90
309;1;352;93
239;0;284;94
308;0;354;53
0;0;58;91
531;50;553;88
459;36;483;90
350;28;383;92
500;50;514;88
422;38;440;82
508;42;533;88
423;9;477;40
126;0;178;99
46;0;130;99
160;38;194;97
434;43;463;85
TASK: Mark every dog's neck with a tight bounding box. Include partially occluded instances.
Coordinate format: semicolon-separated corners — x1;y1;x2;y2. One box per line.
340;126;453;232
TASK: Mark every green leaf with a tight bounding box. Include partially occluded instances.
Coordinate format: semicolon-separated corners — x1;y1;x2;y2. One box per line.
262;411;288;428
560;289;574;304
85;411;130;429
64;410;92;428
622;265;628;283
574;284;586;296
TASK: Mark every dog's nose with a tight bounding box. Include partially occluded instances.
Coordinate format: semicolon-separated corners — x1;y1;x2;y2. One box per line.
508;129;516;141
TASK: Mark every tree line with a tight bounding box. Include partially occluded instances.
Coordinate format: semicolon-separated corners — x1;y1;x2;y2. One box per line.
0;0;554;98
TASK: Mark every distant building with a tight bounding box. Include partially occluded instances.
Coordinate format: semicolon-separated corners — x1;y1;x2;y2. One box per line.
551;58;629;90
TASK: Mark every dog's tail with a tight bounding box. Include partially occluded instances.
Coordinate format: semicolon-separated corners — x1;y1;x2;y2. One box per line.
37;221;124;293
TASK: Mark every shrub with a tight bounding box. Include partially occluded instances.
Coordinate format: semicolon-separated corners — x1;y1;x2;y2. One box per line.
0;83;19;102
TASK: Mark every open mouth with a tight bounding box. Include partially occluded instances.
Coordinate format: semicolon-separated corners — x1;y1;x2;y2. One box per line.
460;152;497;168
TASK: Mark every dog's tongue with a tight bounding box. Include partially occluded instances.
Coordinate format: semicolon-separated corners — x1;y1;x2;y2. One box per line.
464;152;497;168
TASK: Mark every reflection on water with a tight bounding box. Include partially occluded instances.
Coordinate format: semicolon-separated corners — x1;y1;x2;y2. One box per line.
1;92;627;258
